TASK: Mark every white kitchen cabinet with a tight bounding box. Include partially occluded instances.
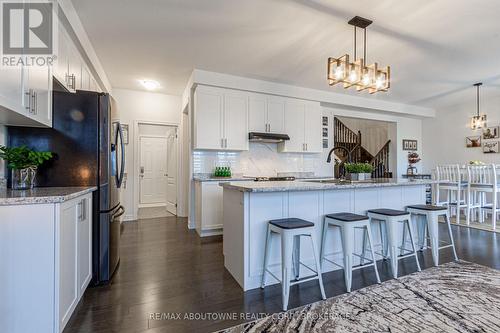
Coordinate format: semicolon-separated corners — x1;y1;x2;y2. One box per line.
223;90;248;150
23;65;53;127
194;181;223;237
304;102;322;152
193;85;248;151
194;85;223;150
54;27;70;89
80;65;91;91
0;192;93;333
248;93;285;134
248;93;267;132
279;99;322;153
76;197;92;305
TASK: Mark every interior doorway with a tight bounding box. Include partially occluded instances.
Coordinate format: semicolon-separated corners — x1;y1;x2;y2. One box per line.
137;123;178;218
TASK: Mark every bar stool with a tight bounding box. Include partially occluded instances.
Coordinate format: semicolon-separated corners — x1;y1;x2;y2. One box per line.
367;209;421;278
320;213;380;293
261;218;326;311
406;204;458;266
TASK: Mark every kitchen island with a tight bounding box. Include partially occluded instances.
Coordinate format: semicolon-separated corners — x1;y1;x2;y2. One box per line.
220;178;435;291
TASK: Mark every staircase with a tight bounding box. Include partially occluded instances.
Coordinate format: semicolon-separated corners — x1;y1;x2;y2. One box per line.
333;117;392;178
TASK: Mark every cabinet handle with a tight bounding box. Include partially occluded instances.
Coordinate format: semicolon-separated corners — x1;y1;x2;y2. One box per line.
224;138;227;148
305;143;308;151
32;91;37;115
221;138;224;148
25;90;31;111
78;199;87;221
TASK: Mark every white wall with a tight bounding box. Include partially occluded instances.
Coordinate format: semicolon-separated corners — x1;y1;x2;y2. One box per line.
112;89;182;220
422;96;500;172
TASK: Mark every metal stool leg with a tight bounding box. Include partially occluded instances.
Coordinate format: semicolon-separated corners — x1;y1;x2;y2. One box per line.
292;235;300;280
310;233;326;300
319;219;328;270
366;225;381;283
281;232;293;311
406;219;421;272
261;225;272;289
341;225;354;292
444;212;459;261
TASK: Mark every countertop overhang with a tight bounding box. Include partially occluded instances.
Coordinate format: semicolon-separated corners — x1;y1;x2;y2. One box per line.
0;187;97;205
219;178;436;193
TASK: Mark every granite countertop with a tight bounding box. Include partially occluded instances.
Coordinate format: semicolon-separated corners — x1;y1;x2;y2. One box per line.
219;178;437;193
0;186;97;205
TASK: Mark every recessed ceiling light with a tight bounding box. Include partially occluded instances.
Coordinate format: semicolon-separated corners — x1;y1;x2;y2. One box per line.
140;79;160;90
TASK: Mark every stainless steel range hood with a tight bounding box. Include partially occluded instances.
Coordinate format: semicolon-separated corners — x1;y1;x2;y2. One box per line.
248;132;290;143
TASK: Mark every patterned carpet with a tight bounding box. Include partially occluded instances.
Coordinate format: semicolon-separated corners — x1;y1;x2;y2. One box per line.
218;261;500;333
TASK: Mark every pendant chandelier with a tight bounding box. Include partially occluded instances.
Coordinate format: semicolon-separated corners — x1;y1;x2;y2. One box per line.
471;82;487;130
327;16;390;94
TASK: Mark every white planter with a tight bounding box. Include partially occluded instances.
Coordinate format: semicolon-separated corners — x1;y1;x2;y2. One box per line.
347;173;372;181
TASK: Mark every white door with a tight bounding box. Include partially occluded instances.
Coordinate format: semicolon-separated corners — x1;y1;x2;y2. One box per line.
223;91;248;150
139;137;168;205
166;130;177;215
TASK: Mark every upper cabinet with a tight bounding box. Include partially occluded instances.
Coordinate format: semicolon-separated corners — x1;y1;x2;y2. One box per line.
278;99;322;153
193;86;248;151
0;14;102;128
55;27;99;93
194;85;322;153
248;93;285;133
23;66;53;127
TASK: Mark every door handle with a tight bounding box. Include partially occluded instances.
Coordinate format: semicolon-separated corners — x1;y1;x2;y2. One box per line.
140;166;144;177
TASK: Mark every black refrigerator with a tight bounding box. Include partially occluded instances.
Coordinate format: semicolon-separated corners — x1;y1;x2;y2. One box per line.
8;83;125;285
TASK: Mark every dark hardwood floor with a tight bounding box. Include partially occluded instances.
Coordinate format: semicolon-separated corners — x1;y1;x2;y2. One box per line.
64;216;500;333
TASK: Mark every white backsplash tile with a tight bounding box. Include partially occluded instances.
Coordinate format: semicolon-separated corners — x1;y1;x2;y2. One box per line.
193;143;330;177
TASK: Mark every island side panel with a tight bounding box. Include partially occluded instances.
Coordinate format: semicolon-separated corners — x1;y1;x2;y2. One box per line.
246;191;287;291
222;188;246;288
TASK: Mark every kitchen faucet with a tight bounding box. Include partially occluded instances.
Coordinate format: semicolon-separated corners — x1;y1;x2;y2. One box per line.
326;146;353;179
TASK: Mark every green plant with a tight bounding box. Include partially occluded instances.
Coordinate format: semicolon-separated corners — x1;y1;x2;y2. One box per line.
0;145;53;170
344;162;373;174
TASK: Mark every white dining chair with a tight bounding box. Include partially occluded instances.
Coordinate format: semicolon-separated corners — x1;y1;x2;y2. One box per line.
469;164;499;230
435;164;469;224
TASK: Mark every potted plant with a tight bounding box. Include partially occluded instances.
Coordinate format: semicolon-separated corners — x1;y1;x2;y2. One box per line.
0;146;53;190
345;162;374;181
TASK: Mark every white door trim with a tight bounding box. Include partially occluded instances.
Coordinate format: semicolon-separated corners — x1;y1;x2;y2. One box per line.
133;120;180;221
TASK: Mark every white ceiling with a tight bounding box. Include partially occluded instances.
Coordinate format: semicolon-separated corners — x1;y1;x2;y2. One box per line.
72;0;500;110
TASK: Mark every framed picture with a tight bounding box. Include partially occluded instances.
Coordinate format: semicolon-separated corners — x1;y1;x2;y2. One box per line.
322;139;328;149
483;141;499;154
121;124;129;144
322;116;328;126
402;139;417;151
322;127;328;137
483;126;499;140
466;136;481;148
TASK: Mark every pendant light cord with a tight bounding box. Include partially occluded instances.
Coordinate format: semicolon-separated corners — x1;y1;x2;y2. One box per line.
353;26;357;60
364;28;367;64
477;84;480;117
